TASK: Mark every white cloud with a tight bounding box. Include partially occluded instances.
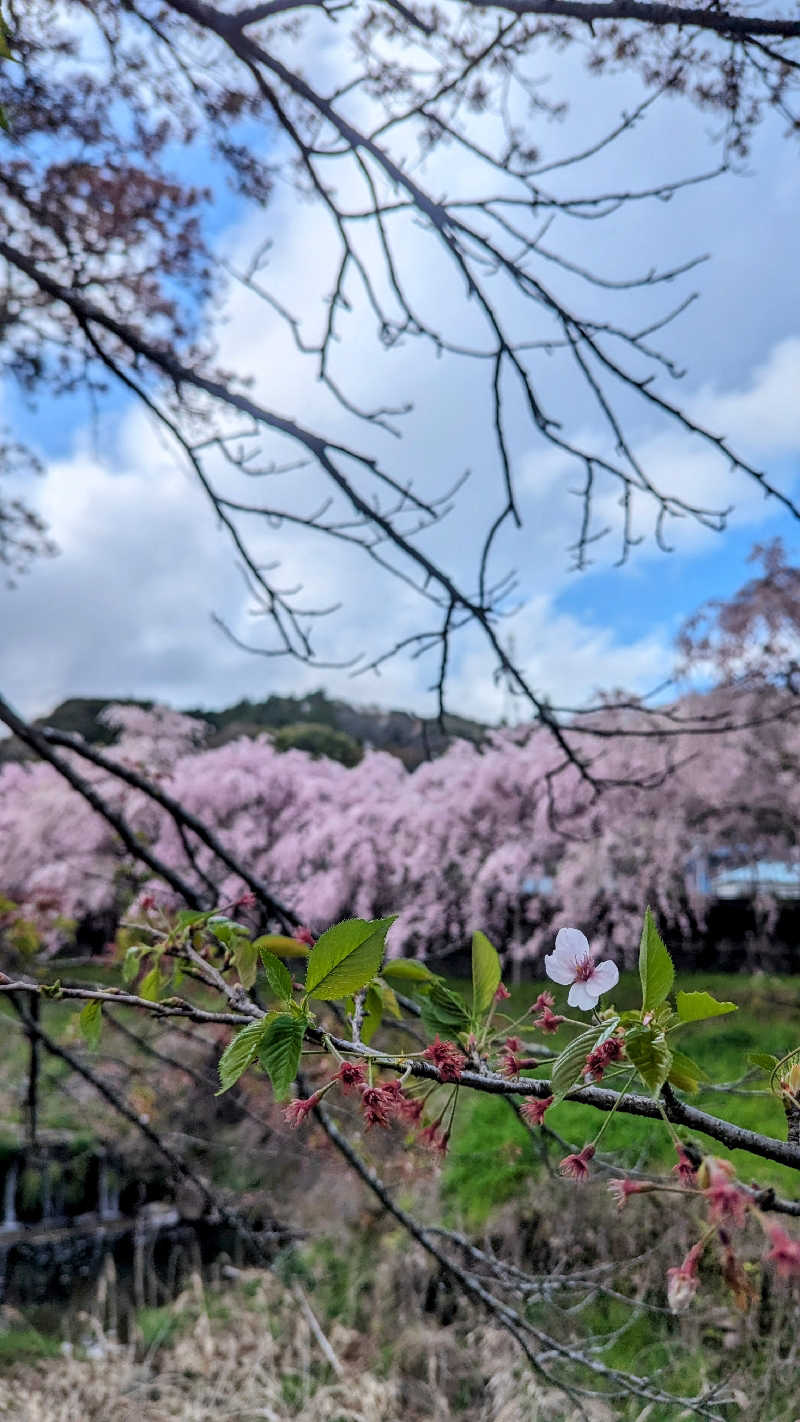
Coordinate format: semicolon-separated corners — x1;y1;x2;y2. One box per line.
2;43;799;725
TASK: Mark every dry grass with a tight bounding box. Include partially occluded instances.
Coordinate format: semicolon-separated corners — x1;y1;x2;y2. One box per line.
0;1264;614;1422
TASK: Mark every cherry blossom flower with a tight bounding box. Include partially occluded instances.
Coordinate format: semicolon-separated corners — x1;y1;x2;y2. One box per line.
532;1006;565;1034
501;1050;539;1078
423;1037;466;1082
559;1143;595;1180
666;1240;703;1313
545;928;619;1010
532;991;555;1012
494;982;511;1002
699;1157;749;1228
764;1222;800;1278
335;1061;367;1092
672;1145;697;1187
585;1035;625;1081
521;1096;552;1127
283;1092;322;1128
607;1178;653;1210
360;1085;395;1129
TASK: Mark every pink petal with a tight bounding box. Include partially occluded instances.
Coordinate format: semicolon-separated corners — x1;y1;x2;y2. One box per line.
568;981;599;1010
545;951;577;985
588;960;619;995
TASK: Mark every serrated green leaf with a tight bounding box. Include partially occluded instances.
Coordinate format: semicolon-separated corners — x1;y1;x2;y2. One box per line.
675;990;737;1023
361;985;384;1045
377;982;402;1019
139;965;162;1002
667;1049;709;1093
747;1052;779;1074
79;1000;103;1050
420;980;471;1039
638;908;674;1013
625;1027;673;1091
122;946;144;984
254;934;310;959
381;958;437;986
472;930;501;1017
217;1018;268;1094
233;937;259;991
257;1013;305;1100
305;916;396;1001
550;1026;604;1097
261;950;293;1002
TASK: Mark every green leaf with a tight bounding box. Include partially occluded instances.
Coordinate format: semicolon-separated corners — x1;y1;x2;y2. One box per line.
625;1028;673;1092
377;982;402;1019
550;1026;604;1097
420;981;471;1039
217;1018;268;1094
139;965;162;1002
667;1049;709;1093
471;930;501;1017
209;918;249;950
261;950;293;1002
381;958;437;986
747;1052;779;1074
257;1013;305;1100
176;909;210;929
79;1000;103;1050
305;916;396;1001
254;934;310;959
361;985;384;1045
675;990;738;1023
638;908;674;1013
233;937;259;991
122;946;144;984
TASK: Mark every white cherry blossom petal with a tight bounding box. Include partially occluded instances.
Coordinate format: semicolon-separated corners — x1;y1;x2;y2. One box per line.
568;981;599;1010
554;927;590;960
589;960;619;995
544;951;577;985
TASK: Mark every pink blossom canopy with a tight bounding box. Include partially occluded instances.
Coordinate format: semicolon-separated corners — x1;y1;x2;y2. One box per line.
544;927;619;1010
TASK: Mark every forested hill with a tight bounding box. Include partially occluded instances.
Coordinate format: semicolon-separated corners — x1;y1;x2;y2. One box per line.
0;692;487;769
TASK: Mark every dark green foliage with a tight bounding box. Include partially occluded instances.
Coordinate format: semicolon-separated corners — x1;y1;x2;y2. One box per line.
271;722;363;767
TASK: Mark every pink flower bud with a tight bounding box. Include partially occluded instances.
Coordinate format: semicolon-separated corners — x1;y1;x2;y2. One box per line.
559;1143;595;1180
423;1037;466;1082
283;1092;321;1128
521;1096;552;1127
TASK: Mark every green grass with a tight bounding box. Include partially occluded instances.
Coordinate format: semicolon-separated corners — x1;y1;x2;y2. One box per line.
0;1325;62;1366
442;972;800;1222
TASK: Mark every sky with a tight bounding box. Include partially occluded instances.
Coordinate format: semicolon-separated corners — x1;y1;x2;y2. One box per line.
2;12;799;727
